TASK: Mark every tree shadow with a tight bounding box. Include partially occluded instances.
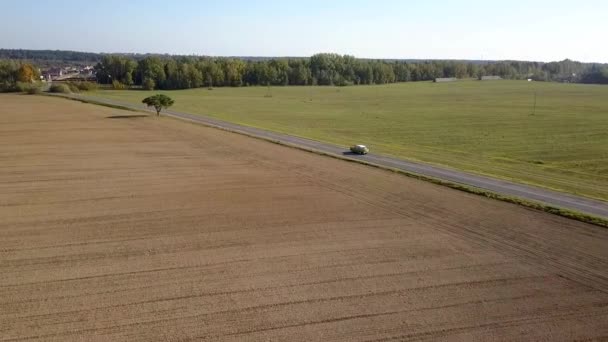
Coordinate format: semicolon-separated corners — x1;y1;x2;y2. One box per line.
106;115;149;119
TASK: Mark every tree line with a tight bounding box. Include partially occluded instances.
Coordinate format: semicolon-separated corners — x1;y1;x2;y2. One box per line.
0;49;102;62
2;51;608;92
93;54;608;90
0;59;40;91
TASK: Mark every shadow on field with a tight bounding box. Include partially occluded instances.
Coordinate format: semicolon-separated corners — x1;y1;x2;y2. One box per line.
106;115;149;119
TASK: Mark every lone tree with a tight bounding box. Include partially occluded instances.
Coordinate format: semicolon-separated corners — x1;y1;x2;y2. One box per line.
142;94;174;116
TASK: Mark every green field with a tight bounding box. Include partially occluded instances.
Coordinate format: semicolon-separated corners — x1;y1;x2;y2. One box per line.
96;80;608;200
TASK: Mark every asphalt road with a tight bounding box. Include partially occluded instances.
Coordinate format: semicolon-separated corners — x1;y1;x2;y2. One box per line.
66;94;608;219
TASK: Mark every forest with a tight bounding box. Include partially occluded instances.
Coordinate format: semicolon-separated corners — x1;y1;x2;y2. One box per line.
1;49;607;91
93;54;608;90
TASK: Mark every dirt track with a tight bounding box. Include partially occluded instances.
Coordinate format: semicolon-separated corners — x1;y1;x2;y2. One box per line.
1;94;607;341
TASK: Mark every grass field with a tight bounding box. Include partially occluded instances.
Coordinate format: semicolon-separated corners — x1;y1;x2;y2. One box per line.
3;94;608;340
97;80;608;200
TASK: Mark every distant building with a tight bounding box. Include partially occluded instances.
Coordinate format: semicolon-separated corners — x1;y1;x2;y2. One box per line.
434;77;458;83
43;67;63;81
80;68;94;76
480;75;502;81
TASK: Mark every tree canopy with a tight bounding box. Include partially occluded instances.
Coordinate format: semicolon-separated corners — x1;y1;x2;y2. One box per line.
142;94;175;116
1;50;608;93
0;60;41;91
108;54;608;90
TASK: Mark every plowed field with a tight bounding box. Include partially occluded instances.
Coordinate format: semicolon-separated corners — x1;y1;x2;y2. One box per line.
1;95;607;341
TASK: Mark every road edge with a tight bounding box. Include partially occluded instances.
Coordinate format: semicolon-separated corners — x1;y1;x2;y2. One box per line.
49;93;608;228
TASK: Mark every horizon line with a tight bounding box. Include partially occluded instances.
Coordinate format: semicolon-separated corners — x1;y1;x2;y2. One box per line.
1;48;607;65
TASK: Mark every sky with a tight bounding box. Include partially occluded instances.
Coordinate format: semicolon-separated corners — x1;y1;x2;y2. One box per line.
2;0;607;62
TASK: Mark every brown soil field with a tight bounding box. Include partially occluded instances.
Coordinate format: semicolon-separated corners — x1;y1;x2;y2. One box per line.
1;94;607;341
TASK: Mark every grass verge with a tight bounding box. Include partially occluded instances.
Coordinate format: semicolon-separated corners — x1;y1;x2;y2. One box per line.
276;141;608;228
95;82;608;201
52;94;608;228
45;93;141;113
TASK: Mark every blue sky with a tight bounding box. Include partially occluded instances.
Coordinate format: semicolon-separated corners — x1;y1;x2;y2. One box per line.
2;0;606;62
